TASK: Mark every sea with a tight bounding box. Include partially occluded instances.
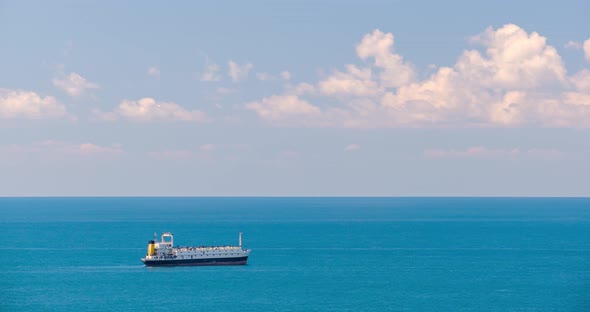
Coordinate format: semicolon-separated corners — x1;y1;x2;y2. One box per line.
1;197;589;311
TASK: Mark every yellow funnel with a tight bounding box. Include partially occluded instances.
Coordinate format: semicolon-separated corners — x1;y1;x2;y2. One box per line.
147;240;155;256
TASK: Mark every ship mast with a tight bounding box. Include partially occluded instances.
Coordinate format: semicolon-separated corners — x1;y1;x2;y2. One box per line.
239;232;242;247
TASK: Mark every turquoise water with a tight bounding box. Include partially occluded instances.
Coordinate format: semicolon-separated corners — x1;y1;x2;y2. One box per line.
1;197;589;311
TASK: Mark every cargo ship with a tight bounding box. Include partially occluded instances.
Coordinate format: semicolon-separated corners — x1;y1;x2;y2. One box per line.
141;232;250;267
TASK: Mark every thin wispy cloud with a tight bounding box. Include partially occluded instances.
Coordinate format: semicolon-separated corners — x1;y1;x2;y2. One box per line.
201;63;222;82
0;140;124;157
565;40;581;49
424;146;564;159
256;72;273;81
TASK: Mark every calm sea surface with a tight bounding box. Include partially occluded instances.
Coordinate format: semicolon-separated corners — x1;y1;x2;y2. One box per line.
1;197;589;311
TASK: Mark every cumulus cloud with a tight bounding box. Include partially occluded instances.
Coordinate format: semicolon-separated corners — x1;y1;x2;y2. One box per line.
246;24;590;128
245;95;321;121
319;65;381;97
563;92;590;106
0;89;66;119
95;98;206;122
228;61;253;82
388;22;569;126
201;64;221;82
147;66;160;77
356;29;415;88
489;91;526;125
465;24;567;89
571;70;590;91
53;72;99;96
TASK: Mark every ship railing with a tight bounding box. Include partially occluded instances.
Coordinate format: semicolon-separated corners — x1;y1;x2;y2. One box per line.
176;246;242;251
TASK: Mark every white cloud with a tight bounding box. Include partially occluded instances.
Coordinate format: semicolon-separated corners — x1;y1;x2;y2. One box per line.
382;23;574;125
53;72;99;96
76;142;123;155
345;144;360;152
1;140;123;157
563;92;590;106
319;65;381;97
246;24;590;128
286;82;316;96
245;95;321;121
147;66;160;77
464;24;567;89
356;29;415;88
584;38;590;61
201;64;221;82
96;97;206;122
0;89;66;119
489;91;526;125
565;41;581;49
571;69;590;91
281;71;291;80
228;61;253;82
381;66;470;114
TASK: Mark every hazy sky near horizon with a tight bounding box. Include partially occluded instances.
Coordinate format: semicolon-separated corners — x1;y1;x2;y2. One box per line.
1;0;590;196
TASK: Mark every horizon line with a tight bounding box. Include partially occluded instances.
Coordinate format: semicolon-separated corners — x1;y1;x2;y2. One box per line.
1;195;589;199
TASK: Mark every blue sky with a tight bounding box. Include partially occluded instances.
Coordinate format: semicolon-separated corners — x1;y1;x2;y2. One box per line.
1;0;589;196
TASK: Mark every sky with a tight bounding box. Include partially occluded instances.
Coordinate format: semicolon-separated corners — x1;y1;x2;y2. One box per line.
1;0;589;196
